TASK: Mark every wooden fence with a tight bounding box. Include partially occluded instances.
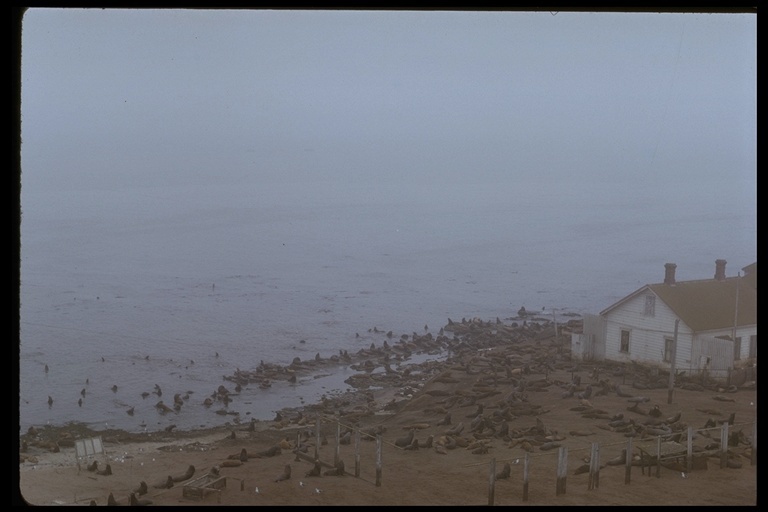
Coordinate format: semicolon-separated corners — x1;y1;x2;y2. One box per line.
293;411;755;505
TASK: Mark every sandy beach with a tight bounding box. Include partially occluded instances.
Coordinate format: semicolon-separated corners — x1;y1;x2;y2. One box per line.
18;317;757;506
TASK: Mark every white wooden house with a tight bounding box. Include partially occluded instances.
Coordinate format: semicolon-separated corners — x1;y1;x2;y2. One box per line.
572;260;757;378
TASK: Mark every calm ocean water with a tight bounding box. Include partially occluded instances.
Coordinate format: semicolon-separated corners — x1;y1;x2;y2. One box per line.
18;175;755;433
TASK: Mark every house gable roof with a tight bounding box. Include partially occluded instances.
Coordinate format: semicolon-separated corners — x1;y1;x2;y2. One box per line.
600;262;757;333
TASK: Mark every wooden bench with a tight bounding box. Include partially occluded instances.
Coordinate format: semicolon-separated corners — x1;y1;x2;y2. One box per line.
636;440;687;477
182;474;227;502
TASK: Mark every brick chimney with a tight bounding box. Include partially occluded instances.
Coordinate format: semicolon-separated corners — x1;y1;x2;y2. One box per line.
664;263;677;285
714;259;727;281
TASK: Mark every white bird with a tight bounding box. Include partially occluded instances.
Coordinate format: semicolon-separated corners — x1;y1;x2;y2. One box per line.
254;487;260;494
299;481;305;487
681;472;687;479
314;488;321;494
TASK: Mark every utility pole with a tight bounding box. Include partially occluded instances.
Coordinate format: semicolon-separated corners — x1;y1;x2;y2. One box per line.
667;319;678;404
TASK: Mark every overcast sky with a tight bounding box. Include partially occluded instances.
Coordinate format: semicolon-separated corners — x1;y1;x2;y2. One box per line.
20;9;756;192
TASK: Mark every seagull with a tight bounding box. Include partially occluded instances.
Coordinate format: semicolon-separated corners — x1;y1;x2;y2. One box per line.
299;481;305;487
314;488;322;494
254;487;260;494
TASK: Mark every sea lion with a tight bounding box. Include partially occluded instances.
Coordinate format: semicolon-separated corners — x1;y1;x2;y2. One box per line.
324;459;345;476
152;475;174;489
86;460;98;472
130;493;153;506
107;492;119;506
171;465;195;483
275;464;291;482
96;463;112;476
228;448;248;462
436;413;452;426
256;446;281;458
305;460;322;477
395;429;415;448
495;462;511;480
132;481;148;496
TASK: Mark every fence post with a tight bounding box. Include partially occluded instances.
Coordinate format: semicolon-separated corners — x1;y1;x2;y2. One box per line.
686;426;693;471
355;429;361;477
588;442;600;489
375;435;382;487
556;446;568;496
752;408;757;466
315;414;321;461
488;458;496;506
625;437;632;484
720;423;729;469
335;421;341;467
522;453;530;502
655;436;661;478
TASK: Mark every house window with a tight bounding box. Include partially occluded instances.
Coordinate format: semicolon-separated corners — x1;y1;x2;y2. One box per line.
644;295;656;317
620;329;630;353
733;337;742;361
663;337;674;363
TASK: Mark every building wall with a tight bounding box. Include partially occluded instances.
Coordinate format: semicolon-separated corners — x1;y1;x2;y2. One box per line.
602;289;694;368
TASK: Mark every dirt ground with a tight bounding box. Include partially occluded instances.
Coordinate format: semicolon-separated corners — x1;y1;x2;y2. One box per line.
17;323;758;506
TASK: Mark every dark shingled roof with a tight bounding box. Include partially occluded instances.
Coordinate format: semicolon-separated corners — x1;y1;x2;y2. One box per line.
601;262;757;333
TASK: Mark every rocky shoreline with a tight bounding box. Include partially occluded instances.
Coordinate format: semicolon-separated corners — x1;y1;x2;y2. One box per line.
21;311;744;465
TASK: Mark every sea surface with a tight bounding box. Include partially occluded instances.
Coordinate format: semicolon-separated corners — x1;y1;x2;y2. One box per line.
18;175;756;433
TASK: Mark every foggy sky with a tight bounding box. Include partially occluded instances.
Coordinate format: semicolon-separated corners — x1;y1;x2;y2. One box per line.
20;9;756;192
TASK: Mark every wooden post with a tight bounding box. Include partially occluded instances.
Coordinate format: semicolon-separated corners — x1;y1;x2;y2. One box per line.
556;446;568;496
720;423;729;469
355;429;361;477
375;435;382;487
655;436;661;478
488;458;496;506
295;431;301;462
668;319;679;404
588;442;600;489
315;415;321;461
686;426;693;472
752;408;757;466
334;422;341;467
522;454;530;502
625;438;632;484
